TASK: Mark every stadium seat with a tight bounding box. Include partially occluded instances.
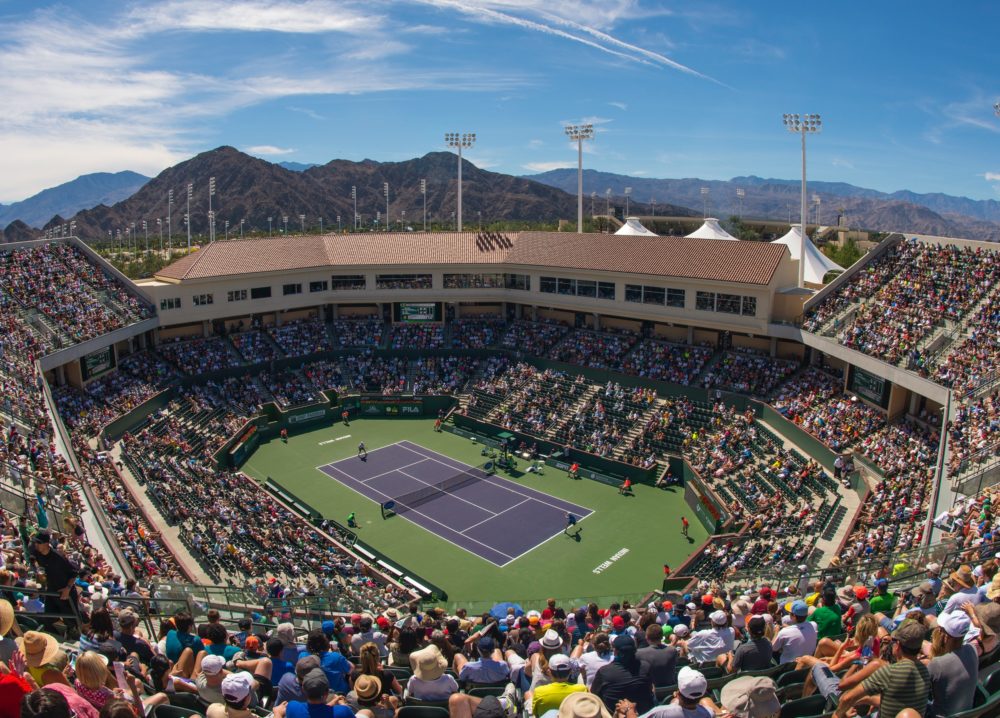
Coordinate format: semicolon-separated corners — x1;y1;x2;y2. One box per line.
169;693;208;713
466;685;508;698
404;698;452;709
152;706;203;718
778;694;829;718
397;707;450;718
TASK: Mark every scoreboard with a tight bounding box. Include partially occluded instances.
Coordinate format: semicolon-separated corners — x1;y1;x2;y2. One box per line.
80;346;116;381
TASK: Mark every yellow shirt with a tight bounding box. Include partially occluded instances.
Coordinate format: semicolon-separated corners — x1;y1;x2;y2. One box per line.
532;681;586;716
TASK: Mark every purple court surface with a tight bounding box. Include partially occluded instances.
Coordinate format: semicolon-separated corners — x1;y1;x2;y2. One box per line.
317;440;592;566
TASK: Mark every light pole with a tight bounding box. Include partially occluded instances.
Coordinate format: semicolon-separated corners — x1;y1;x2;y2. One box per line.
240;218;244;238
143;220;148;253
420;179;427;232
736;187;745;220
700;186;709;217
444;132;476;231
319;217;323;234
604;188;611;232
564;123;594;233
268;216;273;237
157;218;162;252
383;182;389;231
299;214;305;233
351;186;357;231
167;189;173;250
186;183;192;250
208;177;216;243
783;112;822;288
225;219;230;240
651;197;656;217
624;187;632;217
283;215;288;234
337;215;341;232
401;210;406;231
590;191;596;221
813;194;822;226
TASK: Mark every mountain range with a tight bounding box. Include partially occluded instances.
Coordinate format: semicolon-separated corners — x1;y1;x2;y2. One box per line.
525;169;1000;241
24;147;688;240
4;148;1000;242
0;171;149;229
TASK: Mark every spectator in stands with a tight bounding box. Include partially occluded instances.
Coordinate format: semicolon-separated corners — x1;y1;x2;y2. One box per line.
348;674;397;718
28;532;77;623
727;616;772;673
832;619;930;718
771;601;816;664
113;609;153;666
809;588;844;641
928;611;978;718
531;654;585;715
387;625;422;667
454;636;509;685
350;642;399;697
274;654;319;706
643;665;710;718
571;632;612;689
351;617;387;658
16;631;68;688
165;611;204;670
590;634;653;715
272;668;353;718
868;578;895;615
298;630;352;695
206;671;256;718
405;644;458;701
636;623;678;687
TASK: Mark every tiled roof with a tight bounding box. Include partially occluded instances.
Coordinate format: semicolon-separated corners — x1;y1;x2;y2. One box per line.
155;232;513;280
510;233;786;286
155;231;786;286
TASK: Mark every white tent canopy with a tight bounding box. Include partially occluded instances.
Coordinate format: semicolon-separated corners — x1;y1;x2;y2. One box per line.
773;224;845;284
684;217;738;241
615;217;658;236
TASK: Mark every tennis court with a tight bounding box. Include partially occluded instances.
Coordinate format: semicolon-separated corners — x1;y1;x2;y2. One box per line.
317;440;592;566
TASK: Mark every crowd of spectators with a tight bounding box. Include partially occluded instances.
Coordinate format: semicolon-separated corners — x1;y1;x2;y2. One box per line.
342;356;410;394
701;349;799;397
410;357;478;395
933;295;1000;396
268;317;333;357
259;369;319;408
231;331;282;364
947;395;1000;478
0;242;153;345
158;337;242;374
488;364;589;437
771;368;886;452
390;325;445;350
616;340;713;386
302;360;349;394
451;318;505;349
333;318;385;347
548;329;640;370
830;240;996;366
500;319;570;355
554;383;655;458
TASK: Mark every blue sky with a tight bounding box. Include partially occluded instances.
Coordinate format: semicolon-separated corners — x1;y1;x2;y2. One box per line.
1;1;999;203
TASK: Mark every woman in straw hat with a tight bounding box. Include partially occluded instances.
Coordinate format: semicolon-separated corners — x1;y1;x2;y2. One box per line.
16;630;69;687
348;674;397;718
406;644;458;701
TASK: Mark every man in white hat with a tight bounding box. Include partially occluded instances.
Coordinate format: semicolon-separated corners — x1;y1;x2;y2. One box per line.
928;610;977;718
684;610;733;666
638;665;711;718
406;644;459;701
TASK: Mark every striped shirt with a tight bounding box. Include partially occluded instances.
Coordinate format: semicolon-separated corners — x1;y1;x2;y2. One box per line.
862;659;930;718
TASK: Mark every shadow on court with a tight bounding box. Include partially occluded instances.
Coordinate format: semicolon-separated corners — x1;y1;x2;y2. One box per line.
565;528;583;542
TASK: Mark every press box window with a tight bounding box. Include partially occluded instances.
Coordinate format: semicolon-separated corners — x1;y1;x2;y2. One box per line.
309;281;328;293
742;296;757;316
283;283;302;296
696;291;716;312
250;286;271;299
160;297;181;310
193;293;214;306
331;275;366;290
227;290;247;302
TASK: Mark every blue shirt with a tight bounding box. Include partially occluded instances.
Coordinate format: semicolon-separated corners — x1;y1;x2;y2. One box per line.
165;630;204;663
206;643;240;660
298;650;352;694
286;702;355;718
271;657;295;686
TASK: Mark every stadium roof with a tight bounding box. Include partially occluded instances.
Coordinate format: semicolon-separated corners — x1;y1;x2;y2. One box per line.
685;217;738;241
772;225;844;284
155;231;786;286
614;217;658;236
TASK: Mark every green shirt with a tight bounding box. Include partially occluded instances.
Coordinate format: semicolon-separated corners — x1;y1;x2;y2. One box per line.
862;659;930;718
868;592;896;615
809;605;843;640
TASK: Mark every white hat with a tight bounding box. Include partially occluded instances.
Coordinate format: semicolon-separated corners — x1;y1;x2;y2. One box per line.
201;654;226;675
540;629;563;649
938;610;972;639
926;562;942;574
686;602;697;611
221;672;254;702
549;654;572;673
673;624;690;637
677;666;708;700
710;610;728;626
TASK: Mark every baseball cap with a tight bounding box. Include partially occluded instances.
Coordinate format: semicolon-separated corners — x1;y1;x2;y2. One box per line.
221;672;254;703
748;616;766;635
612;634;635;653
117;609;138;627
937;611;972;639
677;666;708;700
31;532;50;544
710;610;728;626
790;600;808;617
892;619;926;652
478;636;495;653
701;594;714;606
926;562;942;574
854;586;869;600
244;636;261;652
612;616;626;630
875;578;889;590
548;654;572;674
672;624;690;637
302;668;330;699
661;601;673;611
201;654;226;675
321;620;336;635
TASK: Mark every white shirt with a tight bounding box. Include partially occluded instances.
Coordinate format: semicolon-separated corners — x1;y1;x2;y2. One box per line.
577;650;612;688
942;587;982;615
772;620;817;663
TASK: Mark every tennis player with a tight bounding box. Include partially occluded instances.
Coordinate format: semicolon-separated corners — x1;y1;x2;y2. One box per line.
565;513;577;533
358;441;367;459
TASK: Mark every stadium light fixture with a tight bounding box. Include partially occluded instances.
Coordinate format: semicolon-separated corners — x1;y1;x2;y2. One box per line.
167;189;173;250
351;185;357;231
604;188;611;233
157;217;162;252
420;178;427;232
624;186;632;217
783;112;822;288
384;182;389;231
208;177;216;243
736;187;745;220
240;218;244;239
186;183;193;250
444;132;476;231
268;216;273;237
700;186;709;218
995;101;1000;117
564;123;594;233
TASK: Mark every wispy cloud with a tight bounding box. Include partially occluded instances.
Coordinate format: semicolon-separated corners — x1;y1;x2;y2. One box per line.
245;145;296;156
126;0;381;35
985;172;1000;182
522;161;571;172
288;106;326;121
832;157;855;170
608;101;627;111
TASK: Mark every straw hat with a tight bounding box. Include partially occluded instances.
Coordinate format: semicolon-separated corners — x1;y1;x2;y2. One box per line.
16;630;59;668
0;599;14;636
410;644;447;681
354;674;382;701
557;692;613;718
950;565;975;589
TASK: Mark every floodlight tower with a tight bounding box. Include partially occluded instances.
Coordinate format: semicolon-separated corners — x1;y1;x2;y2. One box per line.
420;179;427;232
186;183;193;249
564;123;594;233
351;186;357;231
783;112;822;288
383;182;389;231
444;132;476;231
624;187;632;217
736;187;745;219
700;186;709;217
208;177;216;243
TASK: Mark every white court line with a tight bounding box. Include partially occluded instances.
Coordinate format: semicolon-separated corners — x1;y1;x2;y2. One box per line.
313;456;514;564
460;498;531;535
396;441;593;517
496;510;596;568
325;458;432;486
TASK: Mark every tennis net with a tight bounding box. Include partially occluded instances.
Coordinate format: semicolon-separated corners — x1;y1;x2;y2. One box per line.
390;461;494;516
